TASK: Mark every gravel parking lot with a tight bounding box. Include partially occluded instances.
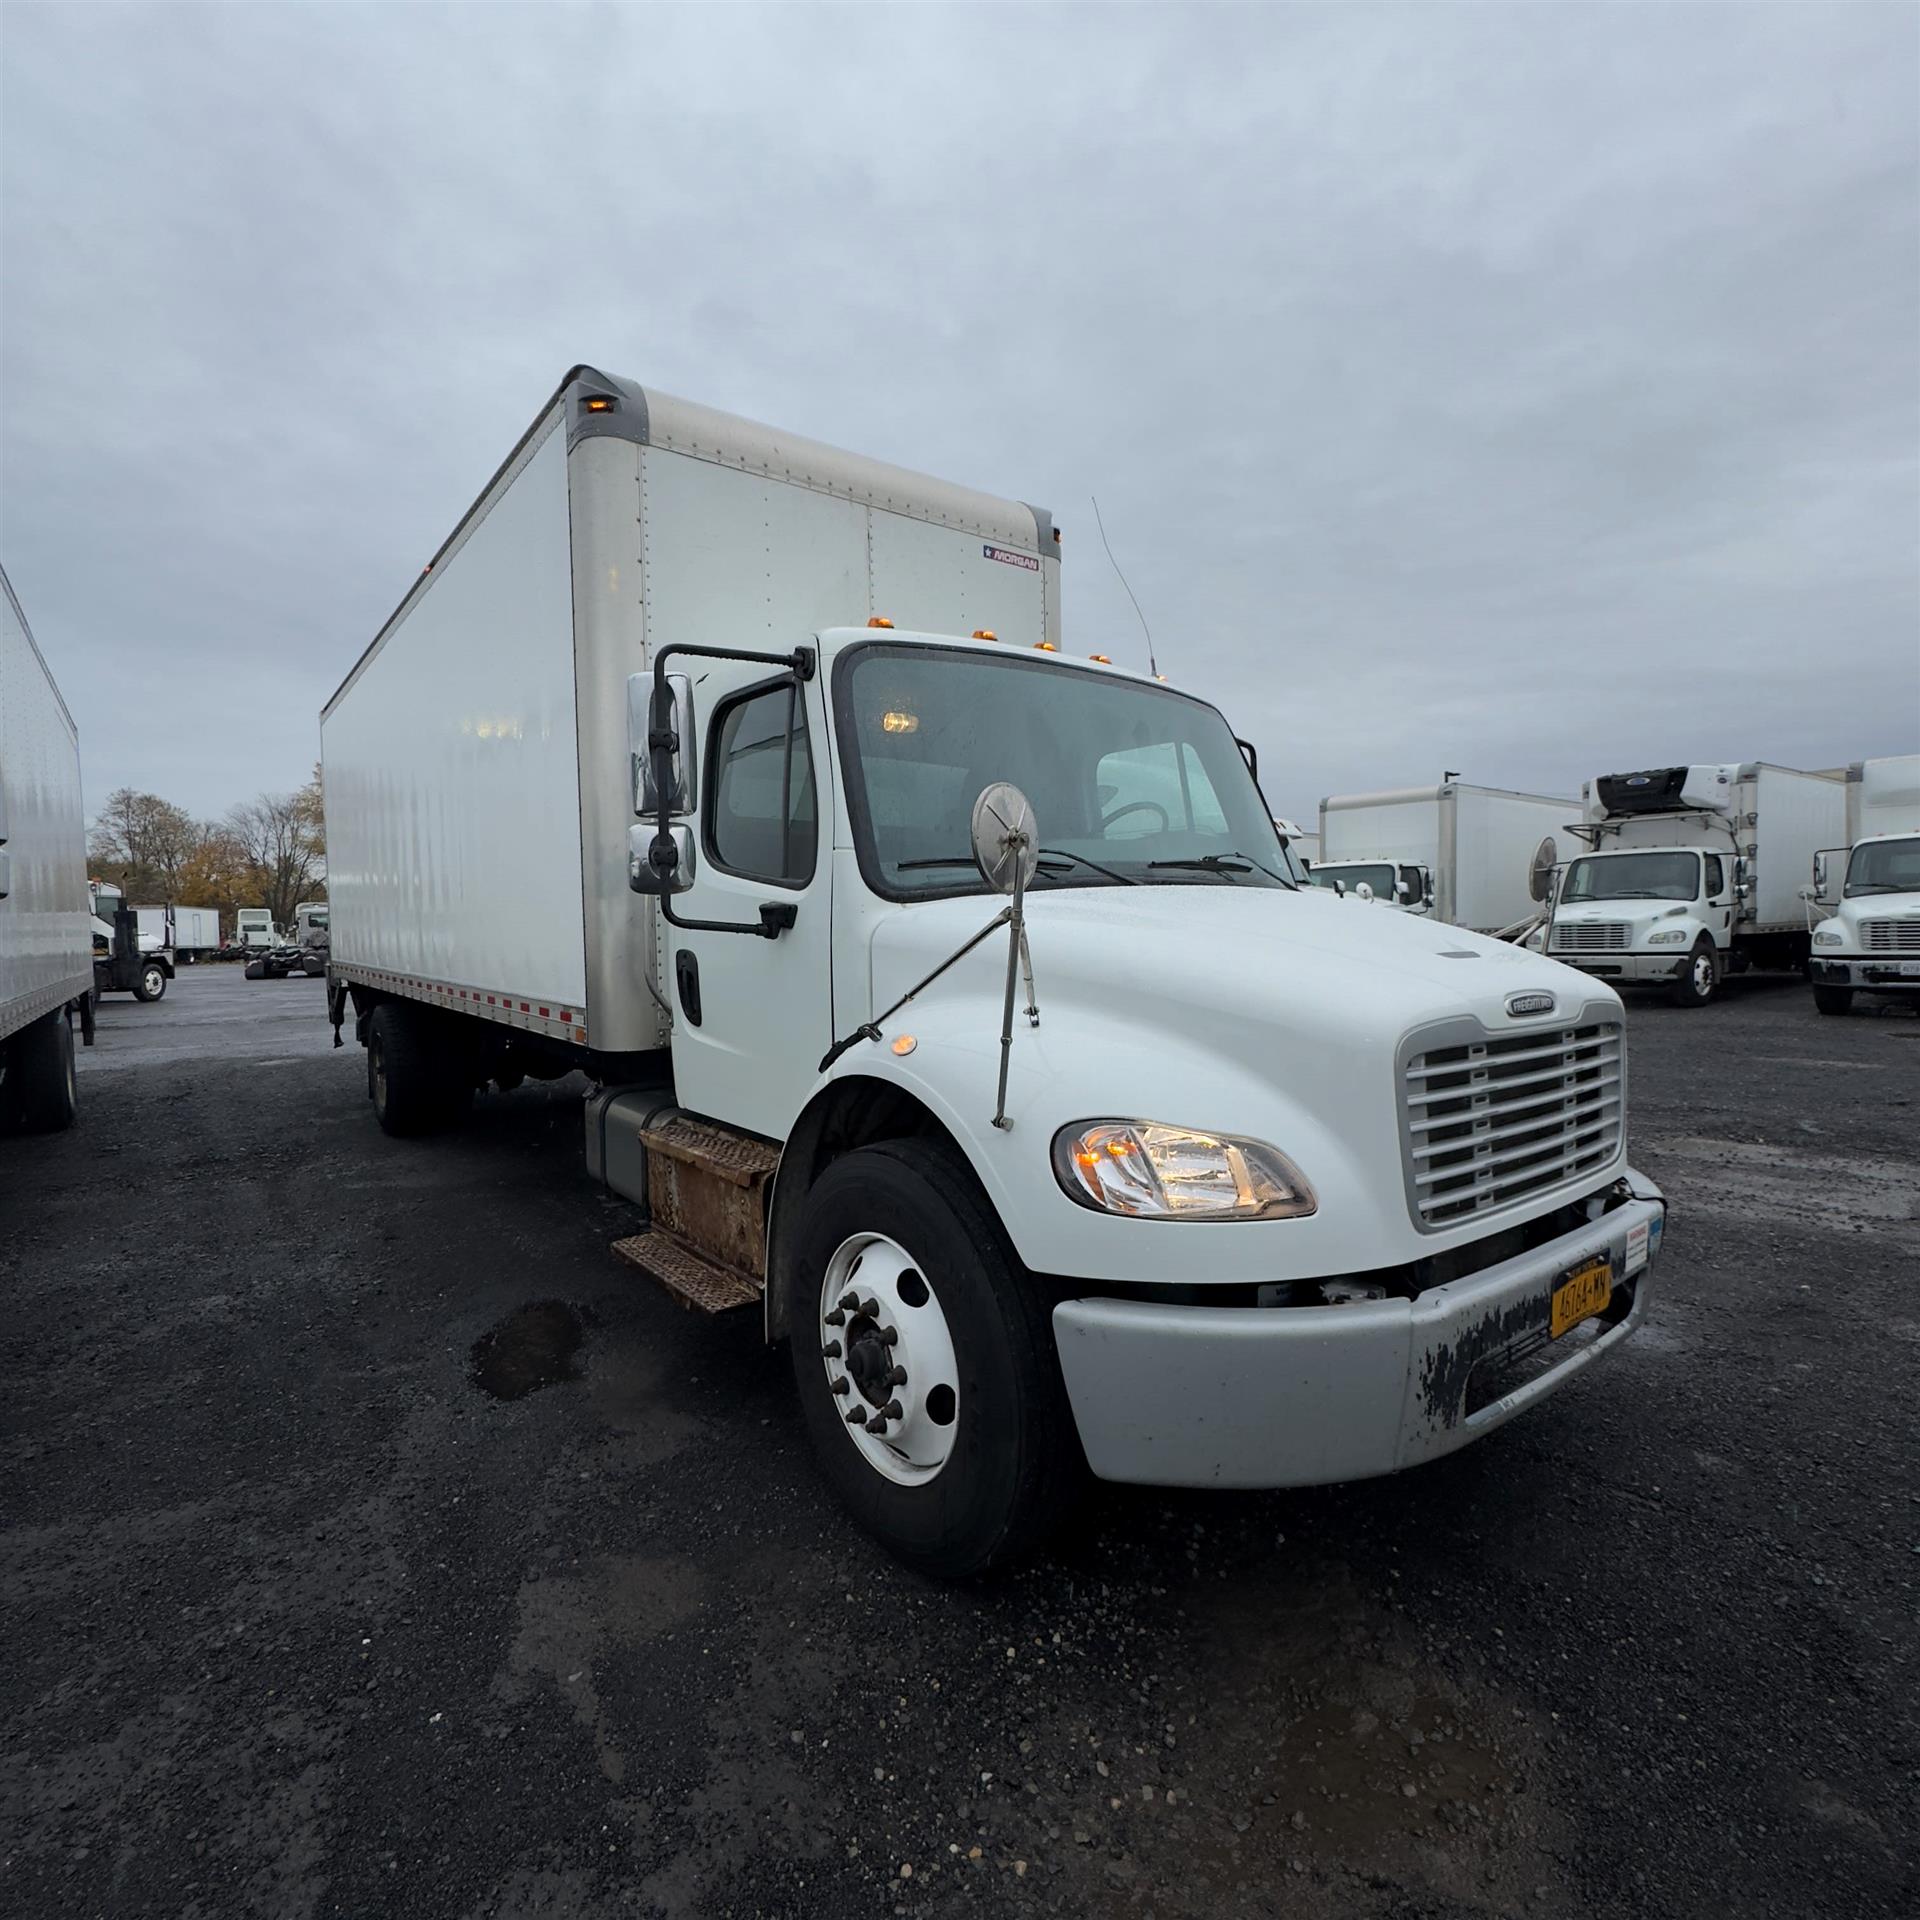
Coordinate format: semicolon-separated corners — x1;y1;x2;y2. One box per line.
2;966;1914;1919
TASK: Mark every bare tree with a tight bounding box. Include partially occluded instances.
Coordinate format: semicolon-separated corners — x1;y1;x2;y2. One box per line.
227;785;325;932
88;789;203;899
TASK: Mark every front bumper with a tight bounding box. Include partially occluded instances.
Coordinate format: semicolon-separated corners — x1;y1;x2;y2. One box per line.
1052;1172;1665;1489
1812;956;1920;990
1553;951;1688;984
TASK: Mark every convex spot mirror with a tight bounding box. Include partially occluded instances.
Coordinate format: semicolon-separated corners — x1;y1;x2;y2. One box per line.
628;670;697;816
971;782;1039;894
629;822;695;896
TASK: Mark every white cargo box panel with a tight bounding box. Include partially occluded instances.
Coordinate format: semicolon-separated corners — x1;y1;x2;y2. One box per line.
0;565;92;1045
322;367;1060;1058
1849;755;1920;843
1747;764;1847;927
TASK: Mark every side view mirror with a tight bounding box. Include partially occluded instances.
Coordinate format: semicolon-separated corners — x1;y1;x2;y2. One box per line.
629;822;695;896
629;670;697;815
1355;881;1375;903
1394;880;1411;901
1811;853;1830;898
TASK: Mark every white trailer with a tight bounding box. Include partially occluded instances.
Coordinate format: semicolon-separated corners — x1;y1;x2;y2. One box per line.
1807;755;1920;1016
149;904;220;960
0;565;90;1131
320;366;1666;1576
1312;782;1578;934
1547;762;1847;1007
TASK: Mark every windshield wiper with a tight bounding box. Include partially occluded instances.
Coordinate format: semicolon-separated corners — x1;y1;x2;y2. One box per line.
895;850;1140;887
1147;852;1294;887
1036;846;1141;886
1847;882;1902;895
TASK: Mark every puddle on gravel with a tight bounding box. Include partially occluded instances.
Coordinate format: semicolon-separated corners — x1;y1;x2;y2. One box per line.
471;1301;585;1399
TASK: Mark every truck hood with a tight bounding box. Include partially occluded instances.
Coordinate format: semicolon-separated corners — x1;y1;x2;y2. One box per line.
1820;891;1920;943
1551;900;1699;936
869;883;1601;1038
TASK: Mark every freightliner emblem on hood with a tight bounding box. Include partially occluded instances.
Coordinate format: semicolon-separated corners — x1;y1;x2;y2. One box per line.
1507;992;1557;1017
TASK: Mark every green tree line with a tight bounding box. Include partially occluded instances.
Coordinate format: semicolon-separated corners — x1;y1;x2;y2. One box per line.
88;766;326;936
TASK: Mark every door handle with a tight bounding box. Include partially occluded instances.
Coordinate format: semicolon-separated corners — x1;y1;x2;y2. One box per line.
675;950;702;1026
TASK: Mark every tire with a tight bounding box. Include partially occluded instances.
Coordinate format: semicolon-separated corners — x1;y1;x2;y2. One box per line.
366;1002;469;1136
132;961;168;1003
6;1011;77;1133
302;955;326;978
784;1138;1080;1578
1813;984;1854;1017
1668;940;1719;1009
244;959;266;980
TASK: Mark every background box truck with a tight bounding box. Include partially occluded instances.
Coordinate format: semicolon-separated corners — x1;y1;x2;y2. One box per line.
1;565;91;1131
322;366;1665;1575
1312;782;1578;936
1806;754;1920;1016
137;903;220;961
1547;763;1846;1007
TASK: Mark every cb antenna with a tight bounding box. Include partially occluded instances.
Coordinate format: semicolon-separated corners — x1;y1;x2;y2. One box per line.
1091;493;1162;681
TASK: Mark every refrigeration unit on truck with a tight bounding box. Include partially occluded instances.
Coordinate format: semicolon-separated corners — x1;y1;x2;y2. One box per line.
90;880;171;1001
1805;754;1920;1016
1547;763;1847;1008
137;903;219;961
1312;782;1579;936
321;365;1667;1576
0;564;90;1132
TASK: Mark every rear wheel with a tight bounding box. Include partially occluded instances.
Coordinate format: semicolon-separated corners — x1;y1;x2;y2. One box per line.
132;962;168;1003
785;1138;1080;1578
1669;941;1719;1009
366;1002;470;1136
5;1010;77;1133
1813;984;1854;1017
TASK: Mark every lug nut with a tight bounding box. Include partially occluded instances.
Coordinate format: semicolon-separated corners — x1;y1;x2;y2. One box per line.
858;1296;879;1318
879;1326;899;1347
846;1407;868;1427
838;1292;859;1312
825;1309;845;1327
887;1365;908;1386
878;1399;903;1422
822;1341;842;1359
830;1376;850;1397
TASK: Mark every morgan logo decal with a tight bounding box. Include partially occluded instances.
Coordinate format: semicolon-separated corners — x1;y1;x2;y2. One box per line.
1507;991;1557;1017
983;543;1039;571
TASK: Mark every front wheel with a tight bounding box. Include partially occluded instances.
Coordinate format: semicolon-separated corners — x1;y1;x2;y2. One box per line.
1813;984;1854;1017
785;1138;1080;1578
1669;941;1719;1009
366;1002;469;1136
132;962;168;1003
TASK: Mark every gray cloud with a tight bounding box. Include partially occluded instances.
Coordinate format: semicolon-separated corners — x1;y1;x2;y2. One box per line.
2;1;1914;828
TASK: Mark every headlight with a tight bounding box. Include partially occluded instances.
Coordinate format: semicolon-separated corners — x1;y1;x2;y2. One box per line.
1813;930;1843;948
1051;1121;1316;1221
1645;929;1688;946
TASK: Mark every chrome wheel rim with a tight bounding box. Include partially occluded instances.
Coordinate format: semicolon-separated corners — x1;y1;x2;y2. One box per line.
818;1231;959;1486
1692;953;1714;995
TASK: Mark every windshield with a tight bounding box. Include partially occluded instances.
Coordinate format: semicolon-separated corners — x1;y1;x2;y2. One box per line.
1563;851;1699;903
835;645;1289;897
1310;862;1397;899
1846;837;1920;897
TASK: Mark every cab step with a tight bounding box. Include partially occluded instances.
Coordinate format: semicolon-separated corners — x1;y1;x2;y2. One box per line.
611;1230;763;1314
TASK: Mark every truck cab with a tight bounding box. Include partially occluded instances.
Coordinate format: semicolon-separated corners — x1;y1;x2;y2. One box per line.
1807;832;1920;1014
89;881;171;1002
235;908;279;952
1307;859;1430;912
1547;845;1737;1006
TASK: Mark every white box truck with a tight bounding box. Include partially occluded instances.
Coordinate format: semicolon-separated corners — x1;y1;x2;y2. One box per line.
1312;783;1578;935
1;565;90;1131
138;903;219;961
1546;763;1846;1007
321;366;1667;1575
1806;754;1920;1016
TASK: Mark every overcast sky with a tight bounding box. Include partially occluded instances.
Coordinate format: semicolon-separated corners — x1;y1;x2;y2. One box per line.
2;1;1915;830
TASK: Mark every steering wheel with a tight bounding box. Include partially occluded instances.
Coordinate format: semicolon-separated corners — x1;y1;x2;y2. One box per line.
1101;800;1170;835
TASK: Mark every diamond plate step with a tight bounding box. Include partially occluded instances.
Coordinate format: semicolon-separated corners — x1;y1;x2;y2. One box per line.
611;1230;763;1314
638;1113;782;1186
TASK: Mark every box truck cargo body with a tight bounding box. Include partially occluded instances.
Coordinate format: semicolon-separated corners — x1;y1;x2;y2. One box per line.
321;366;1666;1575
0;565;89;1130
1548;763;1846;1007
1313;783;1577;934
1808;754;1920;1015
140;904;219;959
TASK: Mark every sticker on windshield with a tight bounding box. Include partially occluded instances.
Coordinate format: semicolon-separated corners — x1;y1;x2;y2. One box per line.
983;544;1039;572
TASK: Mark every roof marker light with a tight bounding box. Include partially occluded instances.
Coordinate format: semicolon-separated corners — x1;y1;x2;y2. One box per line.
1089;653;1112;664
868;616;894;629
972;629;998;642
584;396;616;413
1035;641;1059;652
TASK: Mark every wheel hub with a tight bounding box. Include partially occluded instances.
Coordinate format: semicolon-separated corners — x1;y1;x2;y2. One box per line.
818;1231;959;1487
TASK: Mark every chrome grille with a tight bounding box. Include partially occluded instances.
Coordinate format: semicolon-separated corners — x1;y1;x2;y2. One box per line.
1403;1021;1624;1229
1551;922;1629;953
1863;919;1920;953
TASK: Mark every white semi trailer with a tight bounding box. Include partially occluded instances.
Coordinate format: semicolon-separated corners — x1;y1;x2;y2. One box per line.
321;366;1666;1575
136;903;219;961
1312;782;1579;934
1806;754;1920;1016
0;566;90;1132
1547;763;1846;1007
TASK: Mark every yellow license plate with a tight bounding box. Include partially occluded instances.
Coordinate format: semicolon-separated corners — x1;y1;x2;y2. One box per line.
1551;1256;1612;1338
